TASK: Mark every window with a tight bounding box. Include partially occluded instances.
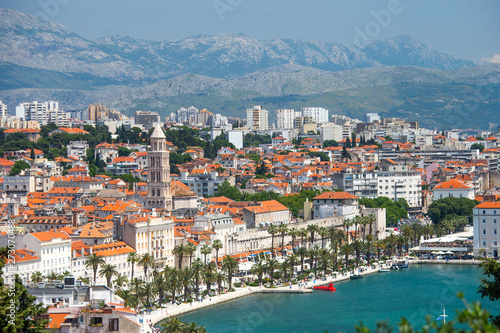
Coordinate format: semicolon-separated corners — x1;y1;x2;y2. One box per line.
483;229;486;235
482;240;486;246
483;219;486;223
89;317;103;327
483;210;486;215
494;241;498;246
495;219;497;224
495;229;497;235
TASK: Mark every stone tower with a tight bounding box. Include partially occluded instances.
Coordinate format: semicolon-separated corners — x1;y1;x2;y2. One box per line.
146;123;172;211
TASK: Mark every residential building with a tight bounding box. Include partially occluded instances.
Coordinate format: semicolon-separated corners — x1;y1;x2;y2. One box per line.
19;231;72;276
16;101;69;126
276;109;297;129
246;105;268;130
0;100;7;117
432;179;475;201
312;191;360;220
135;111;160;130
123;215;175;269
2;249;41;284
242;200;290;228
301;107;329;124
473;201;500;257
67;141;89;159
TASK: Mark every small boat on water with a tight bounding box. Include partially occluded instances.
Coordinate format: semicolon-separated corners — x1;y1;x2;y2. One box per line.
379;269;390;272
391;258;409;270
350;274;363;280
313;283;336;291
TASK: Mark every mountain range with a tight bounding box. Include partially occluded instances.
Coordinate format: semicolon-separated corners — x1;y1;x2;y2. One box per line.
0;8;499;130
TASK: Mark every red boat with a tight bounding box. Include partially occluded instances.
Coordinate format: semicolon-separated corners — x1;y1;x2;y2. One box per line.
313;283;336;291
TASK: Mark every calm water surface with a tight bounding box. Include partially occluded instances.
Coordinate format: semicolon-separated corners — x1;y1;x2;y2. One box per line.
177;264;499;332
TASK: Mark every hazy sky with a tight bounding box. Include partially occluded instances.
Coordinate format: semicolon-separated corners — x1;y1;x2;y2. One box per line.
2;0;499;61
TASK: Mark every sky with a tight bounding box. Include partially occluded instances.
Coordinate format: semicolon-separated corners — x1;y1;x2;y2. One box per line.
2;0;499;61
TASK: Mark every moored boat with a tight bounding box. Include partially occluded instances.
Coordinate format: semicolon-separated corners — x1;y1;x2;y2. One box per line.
313;283;336;291
391;258;409;269
350;274;363;280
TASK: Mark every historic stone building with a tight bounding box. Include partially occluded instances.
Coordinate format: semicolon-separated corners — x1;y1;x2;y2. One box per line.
146;124;172;211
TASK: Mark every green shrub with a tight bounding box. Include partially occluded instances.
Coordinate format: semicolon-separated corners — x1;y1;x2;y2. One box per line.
249;282;259;287
234;283;242;288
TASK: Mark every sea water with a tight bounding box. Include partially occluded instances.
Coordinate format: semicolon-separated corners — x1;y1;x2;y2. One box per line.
176;264;499;332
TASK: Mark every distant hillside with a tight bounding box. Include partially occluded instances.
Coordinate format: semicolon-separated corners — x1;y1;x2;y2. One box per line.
1;8;498;130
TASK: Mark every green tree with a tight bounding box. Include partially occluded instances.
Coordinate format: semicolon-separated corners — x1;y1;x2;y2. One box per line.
0;247;49;332
85;253;105;284
212;240;223;267
478;258;500;327
99;264;118;287
222;256;239;290
127;252;139;280
9;160;31;176
323;140;338;148
427;197;478;225
138;253;156;280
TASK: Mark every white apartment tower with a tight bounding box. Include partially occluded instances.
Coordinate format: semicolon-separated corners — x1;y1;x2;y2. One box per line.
146;123;173;211
16;101;69;126
246;105;268;130
301;107;329;124
276;109;296;129
0;100;7;118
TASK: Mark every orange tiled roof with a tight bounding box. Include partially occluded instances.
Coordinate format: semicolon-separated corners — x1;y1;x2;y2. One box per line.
475;201;500;209
434;179;470;190
30;231;71;242
244;200;288;213
314;191;359;200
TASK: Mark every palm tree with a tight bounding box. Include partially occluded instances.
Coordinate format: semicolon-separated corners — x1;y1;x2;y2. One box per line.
266;259;278;286
173;244;187;269
319;226;328;249
116;288;137;308
280;261;289;282
365;235;374;264
340;243;352;270
374;240;385;261
192;258;204;300
366;214;376;237
212;240;223;267
30;271;43;283
307;224;319;248
85;253;105;285
46;272;58;283
222;255;239;290
278;224;288;257
138;253;156;280
251;261;266;285
200;244;212;265
287;254;298;280
185;242;197;268
127;252;139;280
203;263;216;294
153;269;168;306
99;264;119;287
318;249;330;276
289;228;298;253
179;267;193;302
184;321;207;333
215;272;226;294
298;228;308;247
131;277;143;298
166;269;180;304
343;218;353;242
159;318;185;333
113;274;128;289
297;247;307;272
309;245;320;278
62;270;71;277
267;225;278;258
141;281;155;308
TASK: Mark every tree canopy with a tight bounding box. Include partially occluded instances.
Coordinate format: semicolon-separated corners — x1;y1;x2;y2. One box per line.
427;197;479;225
359;197;409;226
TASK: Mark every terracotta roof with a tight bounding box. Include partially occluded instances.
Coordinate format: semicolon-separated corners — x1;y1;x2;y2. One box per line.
11;249;40;263
314;191;359;200
30;231;71;242
475;201;500;209
434;179;470;190
244;200;289;213
57;127;89;134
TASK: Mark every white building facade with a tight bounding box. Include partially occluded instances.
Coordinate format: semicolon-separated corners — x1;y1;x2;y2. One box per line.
473;202;500;258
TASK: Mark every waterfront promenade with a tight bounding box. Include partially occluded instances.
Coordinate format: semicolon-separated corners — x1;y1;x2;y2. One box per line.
140;264;385;332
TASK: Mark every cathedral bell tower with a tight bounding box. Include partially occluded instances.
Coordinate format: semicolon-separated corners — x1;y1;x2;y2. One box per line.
146;123;172;211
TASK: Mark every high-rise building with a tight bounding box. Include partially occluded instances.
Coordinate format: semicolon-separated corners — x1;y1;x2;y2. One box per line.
0;100;7;118
276;109;296;129
246;105;268;130
16;101;69;126
301;107;329;124
88;104;127;121
146;124;172;211
135;111;160;130
365;113;381;123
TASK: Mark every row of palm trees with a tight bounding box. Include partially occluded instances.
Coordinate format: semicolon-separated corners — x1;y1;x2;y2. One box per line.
115;255;239;311
172;240;223;269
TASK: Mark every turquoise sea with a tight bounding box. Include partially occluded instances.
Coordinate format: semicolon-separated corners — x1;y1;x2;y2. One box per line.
177;264;500;332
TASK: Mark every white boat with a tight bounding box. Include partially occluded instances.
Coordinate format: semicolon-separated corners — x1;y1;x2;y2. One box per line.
391;258;409;269
379;269;391;272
